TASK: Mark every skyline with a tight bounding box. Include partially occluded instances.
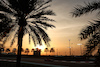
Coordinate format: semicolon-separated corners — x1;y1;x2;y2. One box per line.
3;0;98;56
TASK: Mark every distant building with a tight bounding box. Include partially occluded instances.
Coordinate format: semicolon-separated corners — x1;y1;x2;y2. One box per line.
34;51;41;56
34;48;41;56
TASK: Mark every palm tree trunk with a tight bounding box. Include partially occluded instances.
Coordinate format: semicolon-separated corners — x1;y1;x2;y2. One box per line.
16;26;24;67
95;49;100;67
0;48;1;56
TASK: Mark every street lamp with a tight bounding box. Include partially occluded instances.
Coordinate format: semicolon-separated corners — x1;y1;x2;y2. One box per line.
69;39;71;56
67;47;71;56
57;49;58;56
77;43;82;55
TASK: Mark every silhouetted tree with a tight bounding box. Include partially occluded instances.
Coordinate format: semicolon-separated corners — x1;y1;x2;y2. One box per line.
71;1;100;67
31;48;34;55
44;48;49;55
25;48;29;55
12;48;17;53
6;48;10;53
50;48;55;55
80;20;100;56
0;0;55;67
50;48;55;52
0;43;4;55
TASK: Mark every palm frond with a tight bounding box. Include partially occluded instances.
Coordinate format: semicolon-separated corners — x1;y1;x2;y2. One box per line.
81;26;100;55
10;25;19;46
34;0;52;11
71;1;100;17
28;22;47;30
36;26;50;46
36;21;55;28
0;23;14;38
80;20;100;40
29;10;55;19
40;16;55;22
26;5;50;18
0;4;12;13
0;11;14;19
84;35;100;56
2;24;19;45
25;26;37;46
26;0;52;18
29;25;42;45
29;34;31;44
2;37;9;45
10;32;17;47
0;0;17;14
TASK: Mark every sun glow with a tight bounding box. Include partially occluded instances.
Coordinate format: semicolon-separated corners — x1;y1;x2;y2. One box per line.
35;44;46;51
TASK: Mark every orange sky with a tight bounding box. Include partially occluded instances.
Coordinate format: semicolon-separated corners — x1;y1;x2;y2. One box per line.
4;0;98;56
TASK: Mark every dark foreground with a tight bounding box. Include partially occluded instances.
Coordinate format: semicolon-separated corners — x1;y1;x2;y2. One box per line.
0;61;46;67
0;55;96;67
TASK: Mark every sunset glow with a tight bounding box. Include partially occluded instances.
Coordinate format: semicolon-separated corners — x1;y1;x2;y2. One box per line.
35;44;46;51
3;0;97;56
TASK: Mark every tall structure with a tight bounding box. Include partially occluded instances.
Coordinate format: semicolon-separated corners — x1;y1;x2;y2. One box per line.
77;43;82;55
69;39;71;56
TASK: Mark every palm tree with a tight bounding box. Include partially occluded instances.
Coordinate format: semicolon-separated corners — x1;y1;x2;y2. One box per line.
12;48;17;54
0;43;5;55
25;48;29;55
0;44;3;55
44;48;49;56
71;0;100;55
79;20;100;56
71;1;100;67
0;0;55;67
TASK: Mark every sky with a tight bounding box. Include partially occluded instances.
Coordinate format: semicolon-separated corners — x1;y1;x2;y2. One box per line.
4;0;99;56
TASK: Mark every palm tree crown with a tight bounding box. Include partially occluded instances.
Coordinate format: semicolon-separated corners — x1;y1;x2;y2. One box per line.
0;0;55;46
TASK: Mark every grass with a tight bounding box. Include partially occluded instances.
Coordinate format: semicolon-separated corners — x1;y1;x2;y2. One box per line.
0;61;49;67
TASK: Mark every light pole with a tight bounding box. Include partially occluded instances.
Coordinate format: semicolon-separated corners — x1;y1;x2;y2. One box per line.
59;52;60;56
77;43;82;55
69;39;71;56
57;49;58;56
65;52;66;56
